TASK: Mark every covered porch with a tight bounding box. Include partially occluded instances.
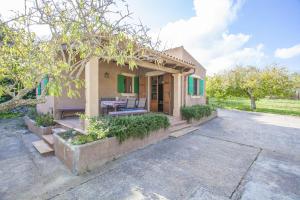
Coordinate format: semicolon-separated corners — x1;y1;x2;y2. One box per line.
55;55;196;132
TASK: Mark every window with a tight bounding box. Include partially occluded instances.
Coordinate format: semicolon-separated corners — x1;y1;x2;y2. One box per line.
188;76;204;96
124;76;133;93
117;74;139;94
193;78;198;96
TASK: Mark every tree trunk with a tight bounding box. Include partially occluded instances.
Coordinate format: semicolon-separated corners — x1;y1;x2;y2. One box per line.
0;98;45;112
250;96;256;110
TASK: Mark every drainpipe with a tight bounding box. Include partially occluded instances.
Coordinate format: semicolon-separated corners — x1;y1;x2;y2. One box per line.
182;68;196;106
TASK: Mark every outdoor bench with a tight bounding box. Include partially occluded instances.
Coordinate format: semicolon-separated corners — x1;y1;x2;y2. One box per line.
57;108;85;119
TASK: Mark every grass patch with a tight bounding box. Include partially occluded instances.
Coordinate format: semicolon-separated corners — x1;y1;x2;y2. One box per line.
209;97;300;117
0;111;23;119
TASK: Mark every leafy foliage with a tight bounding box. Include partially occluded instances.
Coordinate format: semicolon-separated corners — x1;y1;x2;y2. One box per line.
35;113;55;127
181;105;214;122
206;65;293;110
65;113;170;145
27;107;55;127
0;0;160;111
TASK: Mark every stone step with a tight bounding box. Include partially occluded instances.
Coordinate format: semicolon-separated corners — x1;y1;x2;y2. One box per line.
42;134;54;147
168;123;191;133
169;127;199;138
171;120;187;127
32;140;54;155
52;127;67;135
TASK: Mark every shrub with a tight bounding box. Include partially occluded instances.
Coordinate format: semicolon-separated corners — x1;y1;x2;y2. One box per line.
69;113;170;145
27;107;38;120
35;113;55;127
107;113;170;142
181;104;214;122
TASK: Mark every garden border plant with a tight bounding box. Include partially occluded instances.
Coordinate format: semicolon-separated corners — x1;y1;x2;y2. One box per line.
23;107;55;136
54;113;171;174
59;113;170;145
181;104;216;122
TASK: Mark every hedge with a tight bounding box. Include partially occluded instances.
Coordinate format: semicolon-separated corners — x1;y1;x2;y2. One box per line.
181;104;214;122
68;113;170;145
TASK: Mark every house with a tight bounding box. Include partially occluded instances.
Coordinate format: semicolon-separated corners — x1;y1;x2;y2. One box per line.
36;46;206;131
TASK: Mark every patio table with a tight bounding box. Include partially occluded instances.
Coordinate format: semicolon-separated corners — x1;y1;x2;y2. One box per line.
101;100;127;112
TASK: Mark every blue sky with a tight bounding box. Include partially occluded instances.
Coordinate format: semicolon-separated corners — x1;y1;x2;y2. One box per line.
1;0;299;74
127;0;300;74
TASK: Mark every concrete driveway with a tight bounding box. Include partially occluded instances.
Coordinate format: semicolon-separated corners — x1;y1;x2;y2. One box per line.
0;109;299;200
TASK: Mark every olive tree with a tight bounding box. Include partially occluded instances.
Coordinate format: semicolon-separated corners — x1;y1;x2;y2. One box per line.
207;65;293;110
0;0;160;112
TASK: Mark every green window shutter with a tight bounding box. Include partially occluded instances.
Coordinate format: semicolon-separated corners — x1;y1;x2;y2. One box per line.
37;83;41;96
43;76;49;86
134;76;139;94
188;76;194;95
117;74;125;93
200;79;204;96
43;76;49;95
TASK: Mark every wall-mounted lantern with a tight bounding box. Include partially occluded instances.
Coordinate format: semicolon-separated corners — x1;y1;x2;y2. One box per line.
104;72;110;79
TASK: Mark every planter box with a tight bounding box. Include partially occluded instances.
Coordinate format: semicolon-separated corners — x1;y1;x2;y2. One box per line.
23;116;53;136
54;129;169;175
189;110;218;126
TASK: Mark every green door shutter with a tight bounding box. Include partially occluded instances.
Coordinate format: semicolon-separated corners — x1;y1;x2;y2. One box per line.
117;74;125;93
200;79;204;96
134;76;139;94
188;76;194;95
37;83;41;96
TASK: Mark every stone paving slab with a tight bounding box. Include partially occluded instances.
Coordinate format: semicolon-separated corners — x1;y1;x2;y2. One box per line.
52;134;259;200
1;110;300;200
232;150;300;200
196;109;300;156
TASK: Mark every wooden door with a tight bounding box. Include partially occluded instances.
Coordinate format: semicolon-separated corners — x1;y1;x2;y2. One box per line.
163;74;172;114
150;76;158;112
139;75;147;98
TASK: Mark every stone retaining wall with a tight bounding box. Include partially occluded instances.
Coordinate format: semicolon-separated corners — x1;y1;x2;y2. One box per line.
23;116;53;136
53;129;169;175
190;110;218;126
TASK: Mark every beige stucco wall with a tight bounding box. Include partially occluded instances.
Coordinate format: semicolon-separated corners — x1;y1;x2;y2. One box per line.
37;49;206;117
165;46;207;107
37;61;140;116
36;96;55;114
184;66;206;106
98;61;138;98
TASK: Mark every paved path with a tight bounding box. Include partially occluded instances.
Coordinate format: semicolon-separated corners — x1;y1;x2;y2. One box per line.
0;110;299;200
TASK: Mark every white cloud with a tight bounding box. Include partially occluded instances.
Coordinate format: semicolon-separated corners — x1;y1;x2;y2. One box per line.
156;0;266;75
274;44;300;59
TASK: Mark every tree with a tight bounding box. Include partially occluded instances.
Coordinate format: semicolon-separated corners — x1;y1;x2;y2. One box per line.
291;73;300;99
206;74;228;100
0;0;160;112
207;65;293;110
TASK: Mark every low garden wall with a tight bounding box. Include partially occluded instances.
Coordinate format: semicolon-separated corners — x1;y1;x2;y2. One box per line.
23;116;53;136
190;110;218;126
53;128;169;175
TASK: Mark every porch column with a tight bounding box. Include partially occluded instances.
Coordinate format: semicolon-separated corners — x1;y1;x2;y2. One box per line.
147;76;151;111
172;73;182;118
85;57;99;129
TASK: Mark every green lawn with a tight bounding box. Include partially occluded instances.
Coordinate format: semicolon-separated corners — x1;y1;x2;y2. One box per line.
0;112;23;119
209;97;300;117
